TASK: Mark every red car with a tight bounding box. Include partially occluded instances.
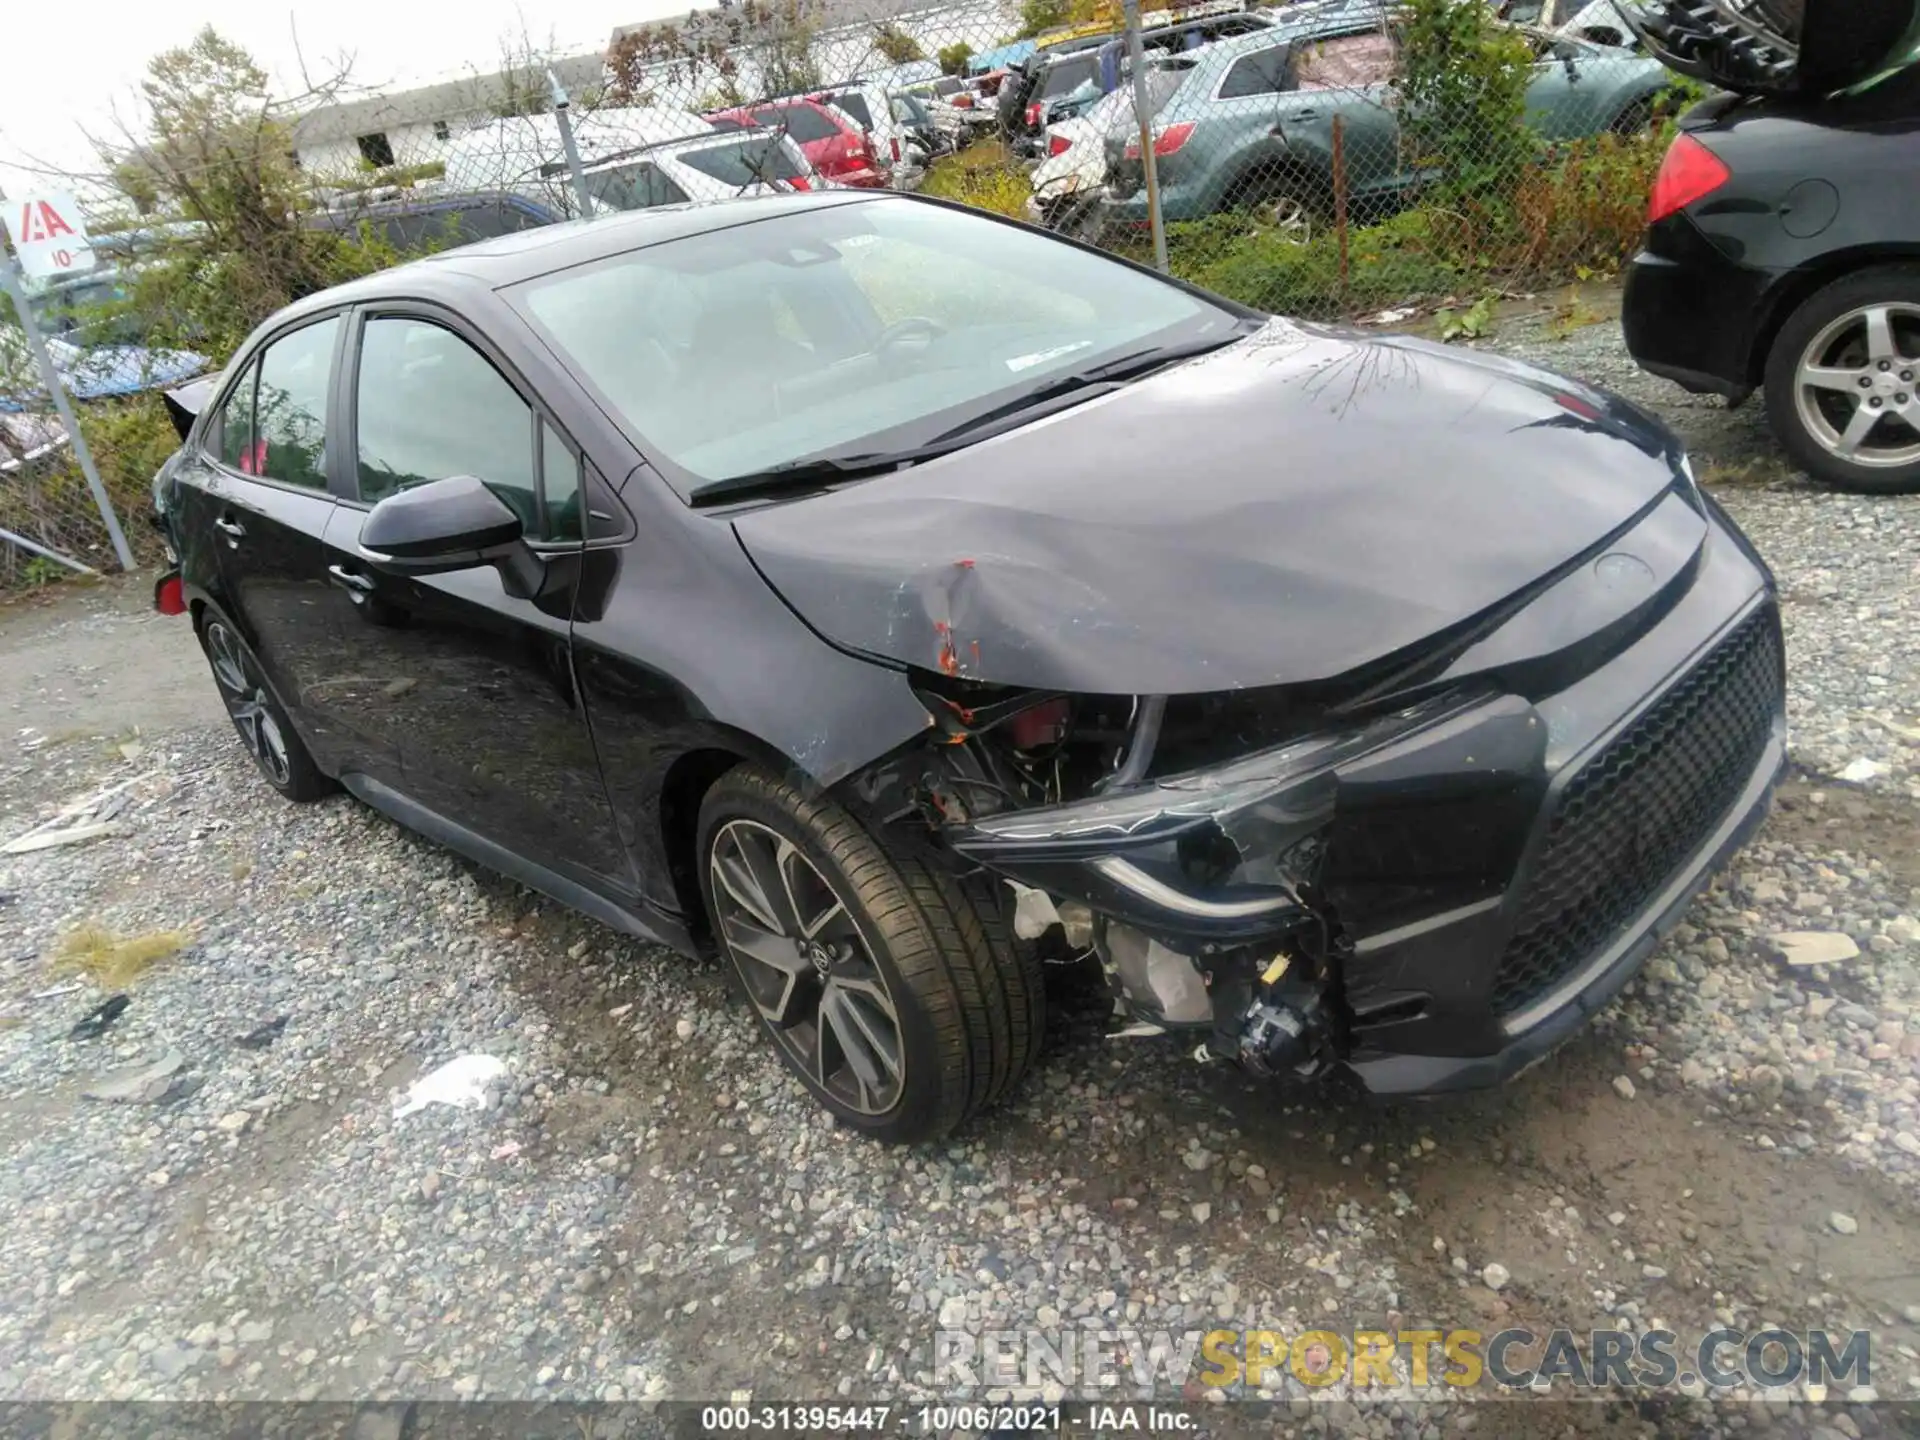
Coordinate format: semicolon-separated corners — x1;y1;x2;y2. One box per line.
708;99;888;189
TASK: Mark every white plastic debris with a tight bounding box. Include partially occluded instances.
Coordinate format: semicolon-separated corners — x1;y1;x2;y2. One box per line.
1767;931;1861;968
1008;882;1063;941
392;1054;508;1119
1838;757;1885;783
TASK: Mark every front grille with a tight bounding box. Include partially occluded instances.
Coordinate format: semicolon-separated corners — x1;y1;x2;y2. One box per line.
1491;606;1782;1017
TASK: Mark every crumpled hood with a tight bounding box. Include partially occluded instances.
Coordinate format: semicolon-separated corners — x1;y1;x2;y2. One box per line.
733;319;1687;694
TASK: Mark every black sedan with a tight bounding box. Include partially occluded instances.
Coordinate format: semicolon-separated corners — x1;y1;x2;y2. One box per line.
155;192;1784;1142
1620;35;1920;493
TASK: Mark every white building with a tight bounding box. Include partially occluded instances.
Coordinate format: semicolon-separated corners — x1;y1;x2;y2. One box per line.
290;54;610;180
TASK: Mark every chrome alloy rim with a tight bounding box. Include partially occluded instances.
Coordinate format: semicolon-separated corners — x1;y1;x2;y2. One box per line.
205;621;291;785
707;819;904;1115
1793;302;1920;469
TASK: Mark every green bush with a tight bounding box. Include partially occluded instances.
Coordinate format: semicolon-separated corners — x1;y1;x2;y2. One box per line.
921;140;1031;219
1170;209;1469;318
937;41;975;75
1395;0;1536;216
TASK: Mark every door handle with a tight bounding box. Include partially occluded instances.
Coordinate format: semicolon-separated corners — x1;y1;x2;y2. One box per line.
213;515;246;540
327;564;375;594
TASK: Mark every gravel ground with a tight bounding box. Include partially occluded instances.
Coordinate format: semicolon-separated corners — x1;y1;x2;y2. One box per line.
1;304;1917;1430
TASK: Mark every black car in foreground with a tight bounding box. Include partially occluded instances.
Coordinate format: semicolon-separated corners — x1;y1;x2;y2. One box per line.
155;192;1784;1141
1621;45;1920;493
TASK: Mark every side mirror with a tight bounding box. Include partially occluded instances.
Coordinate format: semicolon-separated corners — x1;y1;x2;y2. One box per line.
360;474;544;596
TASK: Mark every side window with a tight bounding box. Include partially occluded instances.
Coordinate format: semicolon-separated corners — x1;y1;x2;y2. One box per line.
215;360;260;473
756;104;836;142
834;92;873;127
540;419;583;542
354;317;552;536
1293;32;1401;89
1219;46;1291;98
252;317;339;488
586;162;691;212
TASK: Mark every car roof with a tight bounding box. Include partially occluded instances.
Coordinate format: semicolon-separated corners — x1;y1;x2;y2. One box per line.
271;190;883;321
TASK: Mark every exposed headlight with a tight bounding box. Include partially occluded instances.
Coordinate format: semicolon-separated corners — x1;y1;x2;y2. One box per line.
950;692;1477;931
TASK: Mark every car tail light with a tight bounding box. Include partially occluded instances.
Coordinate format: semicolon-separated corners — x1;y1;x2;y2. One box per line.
1647;133;1730;222
952;93;974;108
891;135;901;163
788;175;812;190
1122;121;1195;160
153;573;186;616
1025;101;1044;127
1048;133;1071;157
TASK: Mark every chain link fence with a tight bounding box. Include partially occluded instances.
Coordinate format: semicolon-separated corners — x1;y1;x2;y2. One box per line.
0;0;1696;591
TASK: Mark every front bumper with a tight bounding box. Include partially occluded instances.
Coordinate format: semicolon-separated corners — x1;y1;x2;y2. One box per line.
956;497;1784;1097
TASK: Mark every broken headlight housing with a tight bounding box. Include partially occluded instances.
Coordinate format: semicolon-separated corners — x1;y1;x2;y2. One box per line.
948;691;1474;943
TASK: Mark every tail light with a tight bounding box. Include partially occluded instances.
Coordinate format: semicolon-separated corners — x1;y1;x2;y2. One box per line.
952;93;974;108
1048;133;1071;157
153;572;186;616
891;136;901;163
788;175;812;190
1122;121;1195;160
1647;133;1730;222
1025;101;1044;127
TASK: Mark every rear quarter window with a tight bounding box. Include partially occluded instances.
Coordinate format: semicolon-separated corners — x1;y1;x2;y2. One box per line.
754;104;839;143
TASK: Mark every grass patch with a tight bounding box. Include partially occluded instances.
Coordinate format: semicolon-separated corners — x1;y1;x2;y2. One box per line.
1169;209;1472;320
920;139;1030;221
50;922;193;988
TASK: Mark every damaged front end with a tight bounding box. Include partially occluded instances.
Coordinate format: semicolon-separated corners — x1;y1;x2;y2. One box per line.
851;670;1554;1087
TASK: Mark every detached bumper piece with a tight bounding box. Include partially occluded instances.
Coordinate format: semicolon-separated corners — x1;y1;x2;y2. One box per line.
954;523;1785;1098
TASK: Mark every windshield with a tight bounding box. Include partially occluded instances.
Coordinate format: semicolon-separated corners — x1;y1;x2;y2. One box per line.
1083;64;1188;129
514;196;1238;495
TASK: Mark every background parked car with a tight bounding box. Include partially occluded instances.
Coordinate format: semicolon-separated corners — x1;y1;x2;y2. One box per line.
897;75;998;146
1101;18;1676;230
804;81;927;182
575;127;822;211
1621;62;1920;493
709;99;891;188
2;268;208;410
999;8;1277;158
309;189;562;250
438;107;734;216
1028;60;1192;232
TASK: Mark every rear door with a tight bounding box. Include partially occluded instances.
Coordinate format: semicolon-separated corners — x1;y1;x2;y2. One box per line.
186;314;348;767
312;306;629;893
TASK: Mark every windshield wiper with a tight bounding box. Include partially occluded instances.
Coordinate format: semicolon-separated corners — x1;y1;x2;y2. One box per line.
688;443;961;506
688;328;1254;508
924;329;1253;444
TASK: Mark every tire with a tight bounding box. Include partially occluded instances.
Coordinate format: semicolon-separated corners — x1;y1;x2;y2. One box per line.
1227;173;1321;245
198;616;334;802
696;765;1044;1143
1763;265;1920;495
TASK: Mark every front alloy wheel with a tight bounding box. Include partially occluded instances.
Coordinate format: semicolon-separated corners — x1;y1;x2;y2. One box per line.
709;818;905;1115
696;766;1044;1143
199;618;333;801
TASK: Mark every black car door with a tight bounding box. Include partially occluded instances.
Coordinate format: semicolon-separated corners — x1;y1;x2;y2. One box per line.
173;314;348;771
311;305;631;897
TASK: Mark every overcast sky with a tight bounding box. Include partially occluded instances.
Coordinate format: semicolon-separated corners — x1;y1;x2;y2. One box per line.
0;0;686;200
